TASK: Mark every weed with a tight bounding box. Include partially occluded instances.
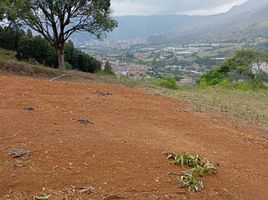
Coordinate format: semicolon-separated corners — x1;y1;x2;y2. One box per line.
190;162;216;176
164;152;216;192
164;152;206;168
180;172;204;192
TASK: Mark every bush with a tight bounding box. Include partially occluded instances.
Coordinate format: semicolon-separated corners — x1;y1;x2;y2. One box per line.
157;76;178;90
197;67;228;86
64;61;73;70
103;61;115;75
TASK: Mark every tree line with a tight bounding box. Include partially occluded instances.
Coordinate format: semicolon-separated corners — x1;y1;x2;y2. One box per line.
0;26;101;72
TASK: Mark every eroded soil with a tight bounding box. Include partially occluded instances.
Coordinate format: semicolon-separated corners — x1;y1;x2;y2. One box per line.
0;74;267;199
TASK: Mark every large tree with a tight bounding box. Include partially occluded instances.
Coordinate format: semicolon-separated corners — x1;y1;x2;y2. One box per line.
21;0;117;69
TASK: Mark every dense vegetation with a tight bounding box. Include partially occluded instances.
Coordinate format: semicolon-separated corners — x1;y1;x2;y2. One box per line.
1;0;117;69
197;49;268;89
0;27;101;72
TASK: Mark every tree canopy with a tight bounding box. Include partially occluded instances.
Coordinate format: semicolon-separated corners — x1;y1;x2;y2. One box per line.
0;0;24;26
19;0;117;69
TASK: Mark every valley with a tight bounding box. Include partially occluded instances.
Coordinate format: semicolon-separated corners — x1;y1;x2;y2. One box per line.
80;38;268;84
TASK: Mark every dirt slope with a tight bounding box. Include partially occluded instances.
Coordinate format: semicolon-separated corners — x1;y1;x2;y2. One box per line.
0;74;267;200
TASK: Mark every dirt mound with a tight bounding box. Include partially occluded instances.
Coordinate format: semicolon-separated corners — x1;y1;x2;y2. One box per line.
0;74;267;200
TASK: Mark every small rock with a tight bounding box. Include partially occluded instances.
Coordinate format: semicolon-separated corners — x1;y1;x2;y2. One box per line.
13;160;25;167
79;186;93;194
9;149;31;158
23;106;35;111
76;119;93;125
93;91;113;97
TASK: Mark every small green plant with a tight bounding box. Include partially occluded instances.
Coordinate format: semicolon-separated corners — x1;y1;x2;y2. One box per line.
151;76;178;90
164;152;216;192
164;152;206;168
190;162;216;176
179;172;204;192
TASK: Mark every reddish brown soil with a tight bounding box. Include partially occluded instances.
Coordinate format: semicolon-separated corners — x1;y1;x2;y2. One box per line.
0;74;267;200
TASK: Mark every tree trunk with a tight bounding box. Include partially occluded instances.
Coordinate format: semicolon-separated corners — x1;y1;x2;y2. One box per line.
57;48;65;70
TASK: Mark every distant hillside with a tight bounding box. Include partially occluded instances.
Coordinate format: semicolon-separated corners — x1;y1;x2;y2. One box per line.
227;0;268;16
148;0;268;44
109;15;206;40
71;0;268;44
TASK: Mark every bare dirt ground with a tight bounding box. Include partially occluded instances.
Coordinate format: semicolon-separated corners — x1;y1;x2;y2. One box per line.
0;74;267;200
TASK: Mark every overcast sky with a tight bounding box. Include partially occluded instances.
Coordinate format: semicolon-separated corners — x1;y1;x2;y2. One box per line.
111;0;248;16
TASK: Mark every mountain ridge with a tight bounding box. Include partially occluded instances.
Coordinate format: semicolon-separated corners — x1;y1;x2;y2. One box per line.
72;0;268;43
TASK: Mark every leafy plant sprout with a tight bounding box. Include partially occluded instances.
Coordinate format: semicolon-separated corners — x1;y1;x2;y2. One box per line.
164;152;217;192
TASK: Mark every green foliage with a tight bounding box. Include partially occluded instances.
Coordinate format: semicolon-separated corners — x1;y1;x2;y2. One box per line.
0;27;101;72
64;41;101;73
234;80;266;91
64;61;73;70
0;48;16;59
0;26;23;51
0;1;5;21
17;35;57;67
17;34;57;67
256;71;268;83
152;76;178;90
217;79;233;89
76;51;101;73
197;67;228;86
146;83;268;128
103;61;115;75
197;49;268;88
0;0;24;24
17;0;117;68
190;162;216;177
177;172;203;192
164;152;216;192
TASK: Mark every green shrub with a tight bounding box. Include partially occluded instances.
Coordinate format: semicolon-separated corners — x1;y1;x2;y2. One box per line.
153;76;178;90
218;79;233;89
197;67;228;86
64;61;73;70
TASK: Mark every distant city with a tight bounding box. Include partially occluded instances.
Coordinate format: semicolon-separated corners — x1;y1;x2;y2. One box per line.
77;38;252;85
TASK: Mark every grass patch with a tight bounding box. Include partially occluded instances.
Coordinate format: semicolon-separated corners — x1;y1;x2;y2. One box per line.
145;84;268;128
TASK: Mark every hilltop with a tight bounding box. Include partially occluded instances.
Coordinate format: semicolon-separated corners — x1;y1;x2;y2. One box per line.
0;69;268;199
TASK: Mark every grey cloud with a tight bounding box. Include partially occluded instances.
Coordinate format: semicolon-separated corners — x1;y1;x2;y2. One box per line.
112;0;247;15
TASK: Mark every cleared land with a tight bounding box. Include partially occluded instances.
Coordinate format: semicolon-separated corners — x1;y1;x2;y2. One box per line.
0;74;268;200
